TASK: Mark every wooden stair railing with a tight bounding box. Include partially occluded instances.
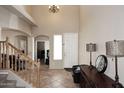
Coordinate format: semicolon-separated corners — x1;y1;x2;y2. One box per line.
0;37;40;87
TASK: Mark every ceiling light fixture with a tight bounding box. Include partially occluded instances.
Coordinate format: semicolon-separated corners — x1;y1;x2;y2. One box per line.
49;5;59;13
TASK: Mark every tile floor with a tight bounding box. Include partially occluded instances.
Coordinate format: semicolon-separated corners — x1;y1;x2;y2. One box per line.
39;64;79;88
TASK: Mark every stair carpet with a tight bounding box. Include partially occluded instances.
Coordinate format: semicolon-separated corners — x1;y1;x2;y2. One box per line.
0;71;24;88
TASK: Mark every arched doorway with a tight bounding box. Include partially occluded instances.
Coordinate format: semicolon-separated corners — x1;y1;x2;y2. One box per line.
15;35;28;54
1;29;28;54
34;35;50;67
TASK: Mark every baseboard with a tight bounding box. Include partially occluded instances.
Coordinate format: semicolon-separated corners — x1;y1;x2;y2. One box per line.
64;68;72;72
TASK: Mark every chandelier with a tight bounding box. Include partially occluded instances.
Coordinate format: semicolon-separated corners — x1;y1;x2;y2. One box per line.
49;5;59;13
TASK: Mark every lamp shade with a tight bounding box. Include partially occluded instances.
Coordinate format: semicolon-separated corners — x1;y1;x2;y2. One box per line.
106;40;124;57
86;43;96;52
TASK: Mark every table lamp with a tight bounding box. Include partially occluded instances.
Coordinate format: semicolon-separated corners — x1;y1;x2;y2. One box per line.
106;40;124;88
86;43;96;66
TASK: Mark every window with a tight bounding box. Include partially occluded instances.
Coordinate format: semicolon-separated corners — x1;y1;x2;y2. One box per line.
53;35;62;60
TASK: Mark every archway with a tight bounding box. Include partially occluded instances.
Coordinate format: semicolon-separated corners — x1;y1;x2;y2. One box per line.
1;27;29;53
15;35;28;54
34;35;50;67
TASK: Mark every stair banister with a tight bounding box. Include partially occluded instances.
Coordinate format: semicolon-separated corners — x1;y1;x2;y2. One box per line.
0;37;40;88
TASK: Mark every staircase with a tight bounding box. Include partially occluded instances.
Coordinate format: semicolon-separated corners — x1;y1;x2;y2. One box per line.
0;71;17;88
0;37;40;88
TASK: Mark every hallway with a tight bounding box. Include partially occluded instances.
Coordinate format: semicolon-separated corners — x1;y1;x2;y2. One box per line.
39;64;79;88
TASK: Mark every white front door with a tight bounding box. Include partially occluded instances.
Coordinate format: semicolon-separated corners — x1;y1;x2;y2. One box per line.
63;33;78;68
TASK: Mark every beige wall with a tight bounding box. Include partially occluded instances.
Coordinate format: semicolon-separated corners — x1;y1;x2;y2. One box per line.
11;5;32;16
23;5;32;16
0;5;36;60
32;5;80;69
1;30;34;58
0;6;32;35
1;30;27;46
27;36;34;59
79;5;124;85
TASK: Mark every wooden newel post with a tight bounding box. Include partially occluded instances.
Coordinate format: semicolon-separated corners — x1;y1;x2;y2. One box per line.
6;37;9;69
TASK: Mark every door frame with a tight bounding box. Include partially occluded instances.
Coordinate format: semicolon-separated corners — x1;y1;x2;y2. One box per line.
36;40;45;61
36;40;50;63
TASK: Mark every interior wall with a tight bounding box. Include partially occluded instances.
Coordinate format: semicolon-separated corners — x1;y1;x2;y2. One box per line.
1;30;27;47
27;36;34;59
0;6;32;35
0;5;34;58
15;35;28;54
79;5;124;85
32;5;80;69
22;5;32;16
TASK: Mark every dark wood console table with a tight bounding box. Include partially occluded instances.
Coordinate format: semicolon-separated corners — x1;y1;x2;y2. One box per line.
80;65;115;88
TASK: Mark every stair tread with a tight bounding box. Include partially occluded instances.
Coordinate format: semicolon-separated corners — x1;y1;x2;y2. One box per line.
0;74;8;82
0;71;8;79
0;80;16;87
4;80;16;83
0;86;25;88
0;74;8;78
16;86;25;88
0;70;30;88
0;85;16;88
0;71;8;74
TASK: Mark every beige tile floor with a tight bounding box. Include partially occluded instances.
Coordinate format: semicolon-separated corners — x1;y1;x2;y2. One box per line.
39;64;79;88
